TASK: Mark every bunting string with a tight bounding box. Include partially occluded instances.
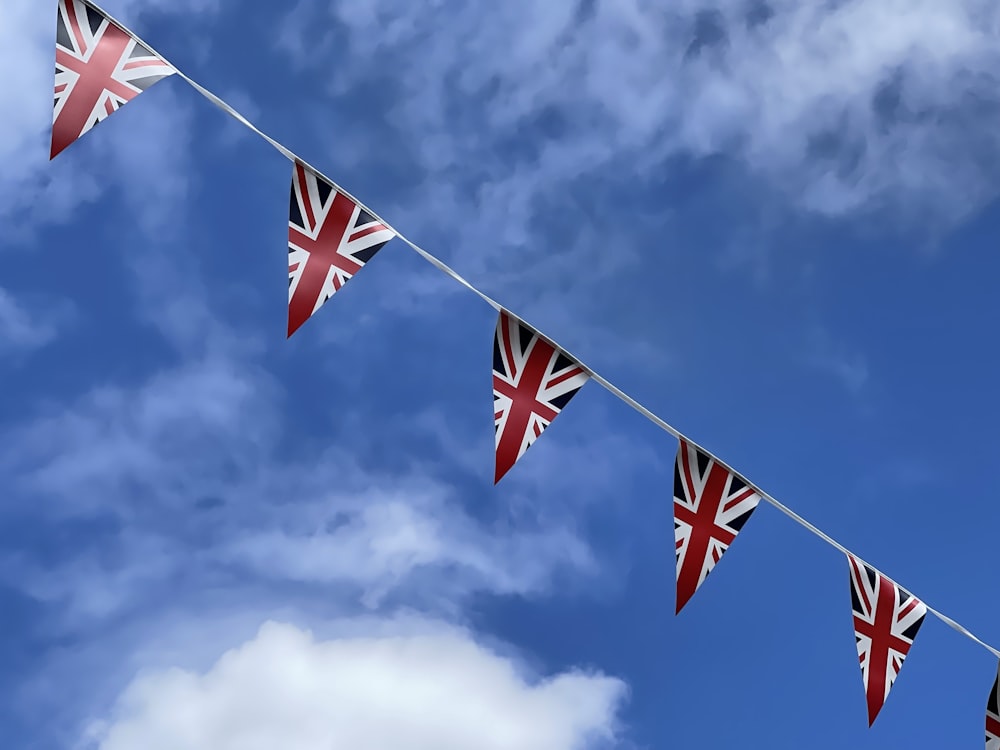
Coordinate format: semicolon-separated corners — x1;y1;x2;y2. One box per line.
66;0;1000;730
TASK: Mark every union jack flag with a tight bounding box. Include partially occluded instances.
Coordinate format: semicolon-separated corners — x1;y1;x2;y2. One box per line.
673;440;760;613
51;0;174;159
847;554;926;726
288;162;395;337
492;311;588;484
988;665;1000;750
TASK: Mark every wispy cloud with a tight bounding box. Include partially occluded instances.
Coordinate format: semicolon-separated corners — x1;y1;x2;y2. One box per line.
276;0;1000;242
225;496;596;609
0;346;608;627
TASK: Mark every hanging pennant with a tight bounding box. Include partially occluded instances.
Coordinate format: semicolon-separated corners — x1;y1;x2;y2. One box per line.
51;0;174;159
492;311;589;483
673;440;760;613
847;554;926;726
287;162;395;337
988;665;1000;750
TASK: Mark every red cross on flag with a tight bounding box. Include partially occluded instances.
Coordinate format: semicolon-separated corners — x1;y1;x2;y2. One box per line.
492;311;589;483
287;162;395;337
847;554;926;725
51;0;174;159
672;439;761;613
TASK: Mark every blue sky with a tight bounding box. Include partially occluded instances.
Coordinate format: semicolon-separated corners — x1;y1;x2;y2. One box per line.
3;0;1000;747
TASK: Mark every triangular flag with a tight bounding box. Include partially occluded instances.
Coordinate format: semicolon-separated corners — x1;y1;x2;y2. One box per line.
988;664;1000;750
847;554;926;725
51;0;174;159
287;162;394;337
673;439;760;613
492;311;588;483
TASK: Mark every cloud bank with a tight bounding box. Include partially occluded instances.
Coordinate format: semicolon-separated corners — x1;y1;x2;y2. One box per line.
85;620;626;750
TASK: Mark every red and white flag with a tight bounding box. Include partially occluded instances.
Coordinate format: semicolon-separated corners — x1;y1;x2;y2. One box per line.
287;162;394;337
847;554;926;725
492;311;588;483
673;440;760;613
51;0;174;159
988;664;1000;750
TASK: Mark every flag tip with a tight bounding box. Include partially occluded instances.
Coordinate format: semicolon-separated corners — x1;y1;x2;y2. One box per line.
675;591;692;615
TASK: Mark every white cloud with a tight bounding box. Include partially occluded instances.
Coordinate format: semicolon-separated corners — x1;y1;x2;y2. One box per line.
84;619;626;750
278;0;1000;229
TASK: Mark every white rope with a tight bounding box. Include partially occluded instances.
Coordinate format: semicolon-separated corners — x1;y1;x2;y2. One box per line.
84;0;1000;661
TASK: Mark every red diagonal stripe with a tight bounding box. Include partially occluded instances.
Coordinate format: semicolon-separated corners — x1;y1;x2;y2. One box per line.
121;58;171;71
680;443;698;502
500;315;518;380
546;365;584;389
897;596;920;620
349;222;389;243
295;163;318;232
850;557;873;615
65;0;89;57
987;714;1000;738
721;486;756;513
